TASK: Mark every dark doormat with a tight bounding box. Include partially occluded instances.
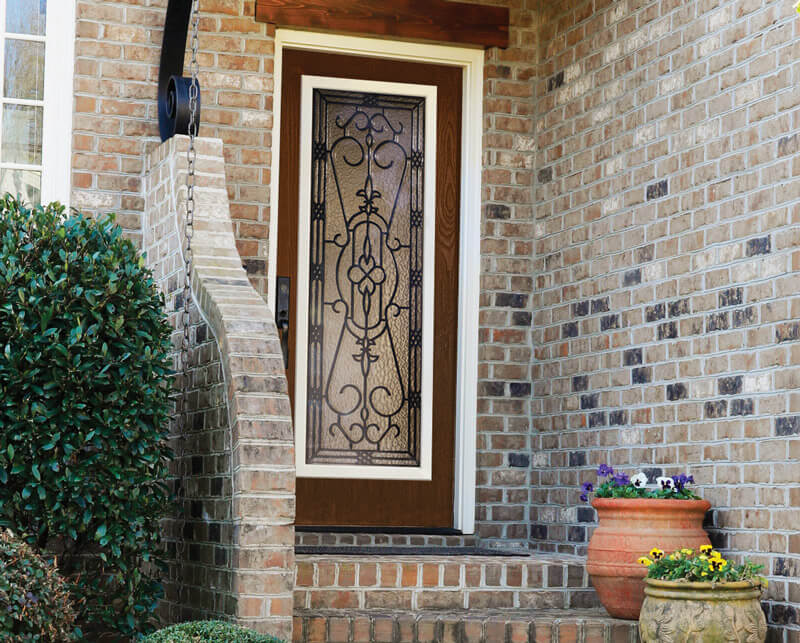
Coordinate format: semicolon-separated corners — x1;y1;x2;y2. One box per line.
295;546;530;556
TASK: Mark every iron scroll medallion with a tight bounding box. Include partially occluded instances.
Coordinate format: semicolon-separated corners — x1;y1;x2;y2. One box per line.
158;0;202;142
305;88;426;468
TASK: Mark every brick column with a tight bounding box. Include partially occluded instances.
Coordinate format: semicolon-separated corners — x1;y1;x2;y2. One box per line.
144;135;294;639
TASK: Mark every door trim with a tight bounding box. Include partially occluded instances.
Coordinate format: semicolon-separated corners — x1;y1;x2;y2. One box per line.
269;29;482;533
294;75;438;481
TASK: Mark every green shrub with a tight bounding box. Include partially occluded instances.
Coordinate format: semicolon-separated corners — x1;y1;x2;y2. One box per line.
0;529;78;641
143;621;284;643
0;197;173;637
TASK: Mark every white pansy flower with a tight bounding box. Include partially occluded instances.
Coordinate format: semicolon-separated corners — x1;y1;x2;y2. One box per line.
656;476;675;491
631;472;649;488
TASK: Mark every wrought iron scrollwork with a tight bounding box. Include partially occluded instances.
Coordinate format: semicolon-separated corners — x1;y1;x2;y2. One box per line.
306;88;426;468
158;0;202;142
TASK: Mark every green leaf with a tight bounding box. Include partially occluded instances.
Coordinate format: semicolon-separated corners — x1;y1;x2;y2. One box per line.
95;524;107;539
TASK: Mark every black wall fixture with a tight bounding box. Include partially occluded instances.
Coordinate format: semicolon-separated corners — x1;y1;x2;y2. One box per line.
158;0;202;142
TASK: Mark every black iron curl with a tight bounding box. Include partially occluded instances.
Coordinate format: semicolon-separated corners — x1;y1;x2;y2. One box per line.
158;0;202;142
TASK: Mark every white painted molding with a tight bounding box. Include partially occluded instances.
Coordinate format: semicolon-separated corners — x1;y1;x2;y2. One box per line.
270;28;482;533
293;75;437;481
41;0;76;207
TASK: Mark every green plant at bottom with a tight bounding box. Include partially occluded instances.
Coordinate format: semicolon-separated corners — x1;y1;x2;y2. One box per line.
142;621;285;643
638;545;767;585
0;529;78;641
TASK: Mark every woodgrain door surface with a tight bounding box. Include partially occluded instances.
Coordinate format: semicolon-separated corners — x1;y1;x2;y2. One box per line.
277;49;461;527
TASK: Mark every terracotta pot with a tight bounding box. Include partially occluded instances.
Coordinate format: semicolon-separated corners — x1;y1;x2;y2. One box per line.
586;497;711;620
639;579;766;642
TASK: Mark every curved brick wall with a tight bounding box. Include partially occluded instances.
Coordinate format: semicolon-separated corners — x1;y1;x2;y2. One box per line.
144;135;295;638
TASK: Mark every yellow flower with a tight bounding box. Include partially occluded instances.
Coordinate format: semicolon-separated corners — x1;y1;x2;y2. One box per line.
649;548;665;560
681;548;693;555
701;571;708;577
763;578;769;588
637;557;653;567
668;554;676;561
700;544;713;554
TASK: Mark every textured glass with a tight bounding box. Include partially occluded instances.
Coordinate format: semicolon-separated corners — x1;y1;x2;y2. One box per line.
4;39;44;100
0;168;40;204
306;88;426;467
6;0;47;35
2;104;42;164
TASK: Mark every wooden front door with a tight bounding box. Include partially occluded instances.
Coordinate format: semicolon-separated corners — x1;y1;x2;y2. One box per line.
277;48;461;528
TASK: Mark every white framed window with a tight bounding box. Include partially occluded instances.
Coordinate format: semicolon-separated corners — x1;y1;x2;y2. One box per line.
0;0;75;207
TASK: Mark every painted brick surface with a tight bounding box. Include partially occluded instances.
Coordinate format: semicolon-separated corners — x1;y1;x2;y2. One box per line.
530;0;800;636
143;136;294;638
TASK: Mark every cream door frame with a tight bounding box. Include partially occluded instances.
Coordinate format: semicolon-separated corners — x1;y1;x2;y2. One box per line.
268;28;482;534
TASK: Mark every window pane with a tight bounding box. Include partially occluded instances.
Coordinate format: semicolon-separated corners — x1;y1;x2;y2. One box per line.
2;104;42;164
6;0;46;35
0;168;40;204
4;39;44;100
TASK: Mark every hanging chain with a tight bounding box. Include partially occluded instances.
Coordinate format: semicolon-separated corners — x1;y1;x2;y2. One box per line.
176;0;200;616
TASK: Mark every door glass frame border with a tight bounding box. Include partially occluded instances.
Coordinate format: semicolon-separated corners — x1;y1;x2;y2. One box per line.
269;29;483;533
294;75;438;481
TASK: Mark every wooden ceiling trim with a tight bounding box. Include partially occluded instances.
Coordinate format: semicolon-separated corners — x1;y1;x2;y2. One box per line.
254;0;509;49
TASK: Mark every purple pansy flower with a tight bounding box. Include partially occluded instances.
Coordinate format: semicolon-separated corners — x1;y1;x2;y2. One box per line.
579;481;593;503
611;472;630;486
671;473;695;491
597;464;614;477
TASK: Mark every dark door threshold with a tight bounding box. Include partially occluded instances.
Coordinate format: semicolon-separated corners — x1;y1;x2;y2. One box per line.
295;545;529;556
295;525;462;535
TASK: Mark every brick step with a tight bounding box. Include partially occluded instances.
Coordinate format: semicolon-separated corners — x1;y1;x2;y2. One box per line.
292;608;639;643
296;532;479;548
294;554;599;612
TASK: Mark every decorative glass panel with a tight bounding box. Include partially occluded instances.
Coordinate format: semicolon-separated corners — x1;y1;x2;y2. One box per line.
6;0;46;35
305;88;426;468
2;104;42;164
4;38;44;100
0;168;40;203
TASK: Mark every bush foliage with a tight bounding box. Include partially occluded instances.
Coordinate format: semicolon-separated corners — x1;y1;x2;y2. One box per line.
0;529;78;641
0;197;173;637
143;621;284;643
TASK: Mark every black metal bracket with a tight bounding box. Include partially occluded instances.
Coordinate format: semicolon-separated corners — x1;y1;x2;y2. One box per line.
158;0;202;142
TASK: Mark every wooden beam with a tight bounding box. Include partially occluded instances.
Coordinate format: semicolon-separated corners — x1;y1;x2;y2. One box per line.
255;0;509;49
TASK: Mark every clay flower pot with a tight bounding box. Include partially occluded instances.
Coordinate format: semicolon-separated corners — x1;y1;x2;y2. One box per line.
586;497;711;620
639;579;767;642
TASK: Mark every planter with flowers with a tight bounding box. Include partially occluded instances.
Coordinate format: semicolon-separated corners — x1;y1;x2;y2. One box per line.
582;465;711;620
638;546;767;642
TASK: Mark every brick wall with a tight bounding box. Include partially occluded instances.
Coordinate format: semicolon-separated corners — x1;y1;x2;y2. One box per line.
143;135;236;624
144;136;295;638
73;0;274;295
475;1;539;549
529;0;800;635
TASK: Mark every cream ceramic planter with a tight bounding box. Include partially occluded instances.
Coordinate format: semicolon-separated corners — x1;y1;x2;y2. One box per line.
639;578;767;643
